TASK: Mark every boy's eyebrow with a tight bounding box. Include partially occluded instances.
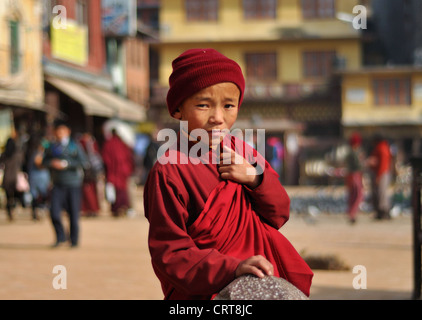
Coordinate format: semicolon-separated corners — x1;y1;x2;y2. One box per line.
194;96;237;102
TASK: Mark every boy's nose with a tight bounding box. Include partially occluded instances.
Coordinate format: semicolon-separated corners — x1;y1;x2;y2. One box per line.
209;106;224;124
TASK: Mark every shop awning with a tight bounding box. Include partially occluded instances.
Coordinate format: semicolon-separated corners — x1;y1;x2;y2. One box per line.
45;76;146;122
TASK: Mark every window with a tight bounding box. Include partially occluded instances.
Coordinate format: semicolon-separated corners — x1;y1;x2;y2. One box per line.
185;0;218;21
127;39;144;68
373;78;411;106
137;0;160;31
302;0;335;19
245;52;277;81
303;51;336;78
76;0;88;25
243;0;277;19
138;0;160;5
10;20;20;74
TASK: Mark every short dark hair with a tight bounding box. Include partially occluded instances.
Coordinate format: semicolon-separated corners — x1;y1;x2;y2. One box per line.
53;119;70;129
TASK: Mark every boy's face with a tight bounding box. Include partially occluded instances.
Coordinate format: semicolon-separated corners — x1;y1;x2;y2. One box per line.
174;82;240;147
55;125;71;141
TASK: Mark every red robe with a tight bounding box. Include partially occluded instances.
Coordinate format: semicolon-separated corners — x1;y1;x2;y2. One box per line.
102;135;134;214
102;135;133;190
144;135;313;300
79;135;101;214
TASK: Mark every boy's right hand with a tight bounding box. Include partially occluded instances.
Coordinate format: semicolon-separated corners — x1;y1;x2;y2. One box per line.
235;255;274;279
218;146;262;189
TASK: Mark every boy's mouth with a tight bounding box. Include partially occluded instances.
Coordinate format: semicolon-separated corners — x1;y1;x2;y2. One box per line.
207;129;228;136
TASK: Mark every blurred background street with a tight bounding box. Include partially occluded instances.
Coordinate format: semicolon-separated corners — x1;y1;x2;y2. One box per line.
0;182;413;300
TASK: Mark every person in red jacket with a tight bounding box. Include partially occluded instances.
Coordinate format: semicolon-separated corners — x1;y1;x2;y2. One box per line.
367;134;392;220
143;48;313;300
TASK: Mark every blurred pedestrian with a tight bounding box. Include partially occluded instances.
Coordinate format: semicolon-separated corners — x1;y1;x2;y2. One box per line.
367;134;392;220
344;132;364;224
0;129;26;221
43;120;88;248
266;136;284;183
133;133;150;186
102;128;134;217
25;132;51;221
79;132;103;217
142;132;160;185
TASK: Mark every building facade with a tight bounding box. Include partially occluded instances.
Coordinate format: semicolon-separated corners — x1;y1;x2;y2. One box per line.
42;0;146;140
151;0;364;184
342;0;422;161
0;0;44;146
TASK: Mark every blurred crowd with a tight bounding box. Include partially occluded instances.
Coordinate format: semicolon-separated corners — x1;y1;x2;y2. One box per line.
0;124;404;232
0;119;159;246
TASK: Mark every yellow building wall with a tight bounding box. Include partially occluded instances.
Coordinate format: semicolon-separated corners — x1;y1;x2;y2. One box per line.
0;0;44;109
0;2;10;78
158;39;361;87
157;0;363;87
160;0;362;42
342;72;422;126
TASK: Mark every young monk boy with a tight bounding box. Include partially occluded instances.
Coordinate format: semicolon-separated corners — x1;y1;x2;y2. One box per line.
144;48;313;300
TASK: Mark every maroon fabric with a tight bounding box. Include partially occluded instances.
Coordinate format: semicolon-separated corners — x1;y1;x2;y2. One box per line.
189;180;313;297
111;187;130;214
144;135;313;300
349;132;362;147
81;181;99;213
346;172;363;219
166;48;245;117
102;135;133;189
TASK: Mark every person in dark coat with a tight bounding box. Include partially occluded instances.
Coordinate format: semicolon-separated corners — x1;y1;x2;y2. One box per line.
26;132;51;221
0;130;25;221
43;120;88;247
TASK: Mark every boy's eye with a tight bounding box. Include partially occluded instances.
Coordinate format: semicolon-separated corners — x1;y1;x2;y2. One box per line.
196;104;208;108
224;104;235;109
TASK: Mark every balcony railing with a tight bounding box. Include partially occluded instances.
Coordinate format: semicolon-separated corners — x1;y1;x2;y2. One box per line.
150;81;333;105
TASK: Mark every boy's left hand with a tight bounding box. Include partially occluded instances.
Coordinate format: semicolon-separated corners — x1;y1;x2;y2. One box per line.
218;146;262;189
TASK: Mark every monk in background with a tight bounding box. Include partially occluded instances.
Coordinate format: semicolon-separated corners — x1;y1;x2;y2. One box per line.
102;129;134;217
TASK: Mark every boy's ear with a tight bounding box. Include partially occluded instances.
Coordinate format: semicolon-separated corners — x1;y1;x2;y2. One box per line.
173;108;182;120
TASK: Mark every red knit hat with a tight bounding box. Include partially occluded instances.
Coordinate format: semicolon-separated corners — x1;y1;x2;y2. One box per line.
349;132;362;147
166;48;245;117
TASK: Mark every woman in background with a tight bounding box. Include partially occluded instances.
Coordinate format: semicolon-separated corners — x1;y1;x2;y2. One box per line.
79;132;103;217
102;129;133;217
0;129;25;221
345;132;364;224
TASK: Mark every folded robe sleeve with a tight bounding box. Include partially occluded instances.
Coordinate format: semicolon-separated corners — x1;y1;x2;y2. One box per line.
144;167;241;298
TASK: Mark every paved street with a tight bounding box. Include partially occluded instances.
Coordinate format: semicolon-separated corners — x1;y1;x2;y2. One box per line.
0;184;415;300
